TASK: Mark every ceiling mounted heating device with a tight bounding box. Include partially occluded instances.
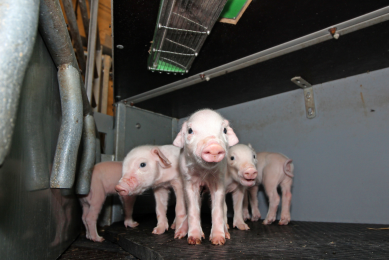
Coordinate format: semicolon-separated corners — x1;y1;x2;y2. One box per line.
148;0;228;74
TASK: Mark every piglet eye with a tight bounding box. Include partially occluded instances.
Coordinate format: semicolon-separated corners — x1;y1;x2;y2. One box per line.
253;155;256;159
140;163;146;168
188;128;193;134
223;128;227;134
230;156;235;160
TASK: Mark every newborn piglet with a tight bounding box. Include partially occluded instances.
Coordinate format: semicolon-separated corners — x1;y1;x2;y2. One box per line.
79;161;137;242
174;109;239;245
243;152;294;225
225;144;258;230
115;145;187;239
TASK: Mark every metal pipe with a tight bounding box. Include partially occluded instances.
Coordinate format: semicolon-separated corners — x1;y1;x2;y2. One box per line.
0;0;40;165
39;0;93;116
39;0;96;191
93;49;103;112
85;0;100;102
62;0;87;74
101;55;112;114
76;114;96;194
121;6;389;105
51;64;83;188
78;0;90;40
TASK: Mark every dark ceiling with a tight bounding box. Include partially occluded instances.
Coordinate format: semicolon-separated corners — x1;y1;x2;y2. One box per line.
113;0;389;118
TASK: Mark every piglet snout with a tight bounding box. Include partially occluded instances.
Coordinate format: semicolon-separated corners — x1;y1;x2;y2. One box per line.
115;184;129;196
243;168;258;180
201;144;225;162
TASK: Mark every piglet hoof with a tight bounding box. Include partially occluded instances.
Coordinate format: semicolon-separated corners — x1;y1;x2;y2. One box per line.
90;236;105;242
174;229;187;239
170;222;176;230
278;217;290;226
234;223;250;230
124;219;139;228
187;236;202;245
226;223;230;229
225;231;231;239
251;214;261;222
210;235;226;246
262;218;275;225
243;211;251;221
152;223;169;235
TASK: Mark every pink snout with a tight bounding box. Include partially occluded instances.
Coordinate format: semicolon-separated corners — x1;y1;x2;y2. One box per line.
201;144;225;162
115;176;138;196
243;167;258;180
115;184;129;196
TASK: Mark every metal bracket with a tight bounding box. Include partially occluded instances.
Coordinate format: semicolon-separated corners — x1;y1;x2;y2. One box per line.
291;76;316;119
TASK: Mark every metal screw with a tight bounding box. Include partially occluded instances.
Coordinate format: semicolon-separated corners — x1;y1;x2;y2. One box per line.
116;45;124;49
233;17;236;19
297;80;301;84
306;92;311;99
308;108;313;115
205;76;210;81
135;123;141;129
116;95;121;99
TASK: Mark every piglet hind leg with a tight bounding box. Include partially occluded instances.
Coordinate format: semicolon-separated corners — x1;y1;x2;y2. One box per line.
232;188;250;230
85;203;105;242
121;195;139;228
278;177;293;225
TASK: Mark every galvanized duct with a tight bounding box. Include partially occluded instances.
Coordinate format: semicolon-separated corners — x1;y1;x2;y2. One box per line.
62;0;87;74
76;115;96;194
51;64;83;188
0;0;40;165
39;0;97;191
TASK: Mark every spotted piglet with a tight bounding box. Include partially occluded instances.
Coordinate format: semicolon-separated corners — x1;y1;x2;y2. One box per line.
243;152;294;225
79;161;137;242
115;145;188;239
225;144;258;230
173;109;239;245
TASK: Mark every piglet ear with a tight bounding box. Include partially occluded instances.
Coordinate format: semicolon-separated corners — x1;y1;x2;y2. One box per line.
173;122;187;148
151;147;172;168
248;143;252;149
226;126;239;147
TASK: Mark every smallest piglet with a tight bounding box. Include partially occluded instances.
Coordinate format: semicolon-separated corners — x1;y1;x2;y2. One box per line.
79;161;137;242
225;144;258;230
243;152;294;225
115;145;187;239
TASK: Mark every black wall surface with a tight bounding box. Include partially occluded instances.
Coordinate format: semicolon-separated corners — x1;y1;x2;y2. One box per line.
113;0;389;118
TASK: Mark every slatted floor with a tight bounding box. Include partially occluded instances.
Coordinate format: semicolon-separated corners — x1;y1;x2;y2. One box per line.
104;214;389;259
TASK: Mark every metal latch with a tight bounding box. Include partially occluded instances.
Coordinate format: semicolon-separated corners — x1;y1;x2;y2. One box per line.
291;76;316;119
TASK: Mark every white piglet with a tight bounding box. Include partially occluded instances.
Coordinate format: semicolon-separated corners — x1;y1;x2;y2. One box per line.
225;144;258;230
173;109;239;245
79;161;137;242
243;152;294;225
115;145;188;238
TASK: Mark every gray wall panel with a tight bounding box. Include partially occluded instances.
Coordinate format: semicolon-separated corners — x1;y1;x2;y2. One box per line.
178;67;389;224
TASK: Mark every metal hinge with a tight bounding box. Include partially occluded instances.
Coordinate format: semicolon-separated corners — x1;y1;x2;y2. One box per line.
291;77;316;119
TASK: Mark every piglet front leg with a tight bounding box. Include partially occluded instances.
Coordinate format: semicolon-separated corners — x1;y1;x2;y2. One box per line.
152;187;170;234
232;187;249;230
209;183;229;245
248;185;261;221
121;195;139;228
242;190;250;221
186;181;204;245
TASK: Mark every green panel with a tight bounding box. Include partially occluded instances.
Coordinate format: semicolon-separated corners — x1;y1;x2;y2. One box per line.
150;59;186;73
220;0;248;19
